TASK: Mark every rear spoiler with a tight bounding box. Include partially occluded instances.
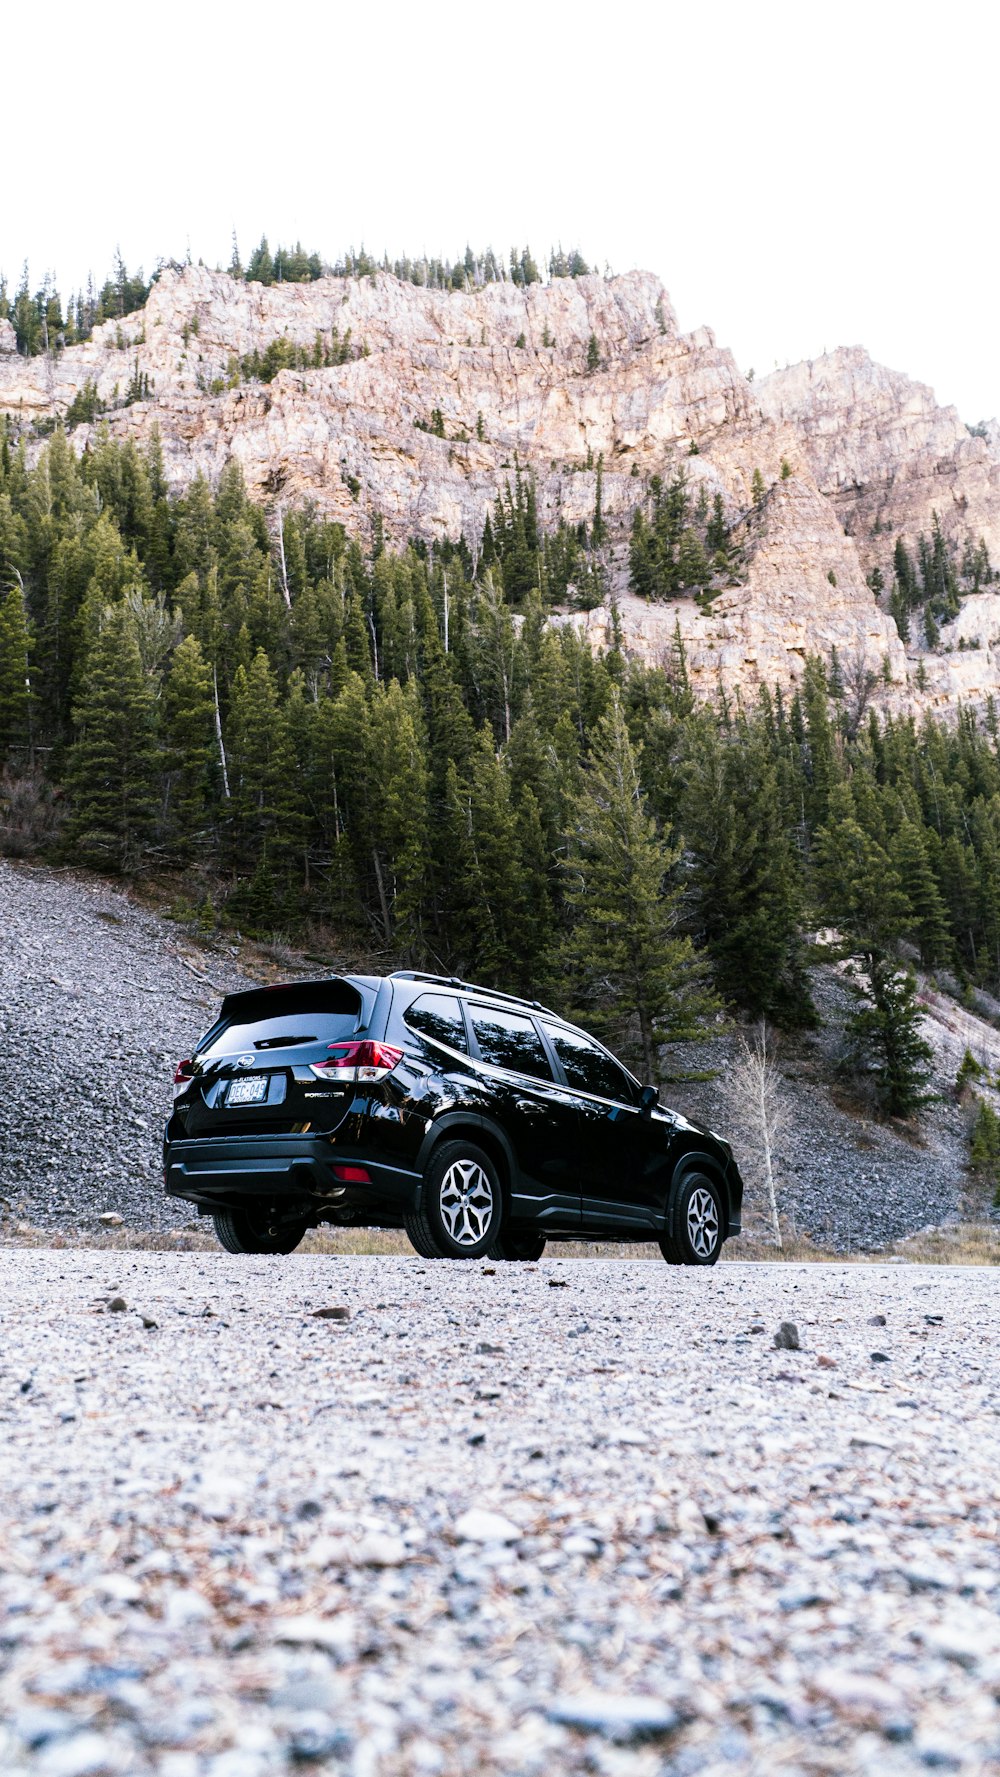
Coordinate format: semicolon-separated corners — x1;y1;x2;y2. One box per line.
216;977;366;1022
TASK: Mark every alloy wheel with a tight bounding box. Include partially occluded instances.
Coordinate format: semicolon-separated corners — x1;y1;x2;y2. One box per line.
439;1159;495;1247
686;1185;720;1259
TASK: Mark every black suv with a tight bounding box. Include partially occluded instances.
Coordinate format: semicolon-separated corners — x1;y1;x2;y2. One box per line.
163;972;742;1265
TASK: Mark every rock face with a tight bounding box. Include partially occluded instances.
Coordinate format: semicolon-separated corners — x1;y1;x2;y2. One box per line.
756;348;1000;577
2;264;999;711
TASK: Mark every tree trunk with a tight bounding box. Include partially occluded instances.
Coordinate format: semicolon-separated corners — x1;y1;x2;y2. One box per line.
213;667;230;800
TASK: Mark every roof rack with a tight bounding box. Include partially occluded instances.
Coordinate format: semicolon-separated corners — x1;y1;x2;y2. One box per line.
389;970;558;1020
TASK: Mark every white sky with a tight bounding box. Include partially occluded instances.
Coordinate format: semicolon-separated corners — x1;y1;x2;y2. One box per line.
7;0;999;420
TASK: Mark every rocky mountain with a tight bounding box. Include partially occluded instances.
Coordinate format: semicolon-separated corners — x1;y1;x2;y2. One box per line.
3;262;999;711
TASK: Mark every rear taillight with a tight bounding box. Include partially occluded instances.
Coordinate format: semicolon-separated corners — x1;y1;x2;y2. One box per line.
173;1058;196;1100
309;1040;404;1084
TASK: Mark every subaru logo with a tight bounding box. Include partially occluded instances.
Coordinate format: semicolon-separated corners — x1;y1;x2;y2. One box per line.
237;1055;255;1068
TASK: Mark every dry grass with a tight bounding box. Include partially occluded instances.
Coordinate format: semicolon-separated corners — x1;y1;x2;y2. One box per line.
1;1220;997;1263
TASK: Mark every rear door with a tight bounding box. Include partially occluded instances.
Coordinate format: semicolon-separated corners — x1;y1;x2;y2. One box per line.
182;981;369;1138
541;1022;674;1233
465;1003;581;1231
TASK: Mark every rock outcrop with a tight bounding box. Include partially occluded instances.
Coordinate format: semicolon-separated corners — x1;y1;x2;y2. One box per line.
2;263;999;712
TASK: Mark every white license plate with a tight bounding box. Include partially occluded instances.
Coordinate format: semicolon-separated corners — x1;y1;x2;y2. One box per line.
227;1076;268;1106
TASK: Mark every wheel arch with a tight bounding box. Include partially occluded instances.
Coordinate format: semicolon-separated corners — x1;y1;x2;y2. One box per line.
665;1149;732;1241
417;1113;516;1210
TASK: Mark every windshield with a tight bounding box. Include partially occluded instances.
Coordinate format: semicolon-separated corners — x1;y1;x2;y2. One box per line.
198;983;363;1060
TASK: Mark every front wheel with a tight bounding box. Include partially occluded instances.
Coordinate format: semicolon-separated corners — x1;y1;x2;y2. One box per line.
488;1228;547;1261
212;1206;309;1254
405;1141;502;1259
658;1172;724;1267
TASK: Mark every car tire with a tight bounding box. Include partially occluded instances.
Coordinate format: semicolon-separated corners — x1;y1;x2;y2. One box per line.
488;1228;547;1261
212;1207;309;1255
658;1172;724;1267
405;1141;503;1260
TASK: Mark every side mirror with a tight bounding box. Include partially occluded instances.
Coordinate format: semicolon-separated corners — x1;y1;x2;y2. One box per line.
640;1084;658;1114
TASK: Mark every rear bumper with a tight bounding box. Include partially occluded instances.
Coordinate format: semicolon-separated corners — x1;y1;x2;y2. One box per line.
163;1133;421;1221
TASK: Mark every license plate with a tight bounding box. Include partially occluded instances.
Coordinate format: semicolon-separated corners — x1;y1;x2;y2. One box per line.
227;1076;268;1106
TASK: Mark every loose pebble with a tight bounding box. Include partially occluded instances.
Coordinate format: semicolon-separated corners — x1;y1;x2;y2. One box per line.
0;1252;998;1776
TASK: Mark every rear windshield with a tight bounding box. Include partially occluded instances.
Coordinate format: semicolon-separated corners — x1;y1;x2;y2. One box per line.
198;982;363;1059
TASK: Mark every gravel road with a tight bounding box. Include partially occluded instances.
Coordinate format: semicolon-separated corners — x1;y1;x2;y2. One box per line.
2;1253;999;1775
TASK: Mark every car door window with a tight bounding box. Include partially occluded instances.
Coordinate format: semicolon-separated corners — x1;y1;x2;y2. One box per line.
543;1023;638;1103
404;993;469;1053
470;1007;553;1081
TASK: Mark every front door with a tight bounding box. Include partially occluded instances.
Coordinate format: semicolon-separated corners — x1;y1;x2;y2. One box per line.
539;1022;673;1233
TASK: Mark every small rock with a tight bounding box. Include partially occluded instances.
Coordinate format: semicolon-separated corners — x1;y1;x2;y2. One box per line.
545;1690;680;1742
311;1306;350;1321
774;1321;800;1350
562;1534;601;1558
35;1731;121;1776
870;1351;891;1363
355;1532;407;1567
106;1297;127;1314
548;1278;569;1289
869;1313;887;1326
453;1507;520;1544
816;1354;837;1368
480;1265;496;1275
287;1714;353;1762
140;1314;158;1330
97;1213;123;1227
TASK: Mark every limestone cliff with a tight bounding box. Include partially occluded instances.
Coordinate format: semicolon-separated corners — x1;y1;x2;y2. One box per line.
2;263;998;712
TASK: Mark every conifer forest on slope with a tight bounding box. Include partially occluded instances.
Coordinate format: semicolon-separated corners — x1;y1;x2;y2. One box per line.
4;415;1000;1121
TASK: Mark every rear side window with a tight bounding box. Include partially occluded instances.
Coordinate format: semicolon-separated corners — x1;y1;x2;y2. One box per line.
199;983;363;1058
404;994;468;1053
470;1007;552;1081
543;1022;638;1102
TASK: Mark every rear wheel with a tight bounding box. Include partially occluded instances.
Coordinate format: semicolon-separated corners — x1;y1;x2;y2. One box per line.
488;1228;547;1261
212;1206;309;1254
405;1141;502;1260
658;1172;724;1267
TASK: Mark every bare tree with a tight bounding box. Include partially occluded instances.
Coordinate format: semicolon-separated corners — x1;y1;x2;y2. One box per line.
719;1022;789;1247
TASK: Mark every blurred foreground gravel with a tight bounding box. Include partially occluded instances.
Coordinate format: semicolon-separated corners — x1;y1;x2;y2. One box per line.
2;1253;1000;1776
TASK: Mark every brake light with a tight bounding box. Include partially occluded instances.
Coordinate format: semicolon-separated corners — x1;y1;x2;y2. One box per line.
173;1058;196;1099
309;1040;404;1084
332;1164;371;1184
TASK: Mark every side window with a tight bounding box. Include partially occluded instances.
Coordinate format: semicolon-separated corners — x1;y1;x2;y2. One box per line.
544;1023;637;1103
469;1007;552;1081
404;994;469;1053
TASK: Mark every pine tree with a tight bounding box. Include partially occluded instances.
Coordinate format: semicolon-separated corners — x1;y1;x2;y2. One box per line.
592;453;605;545
844;953;935;1117
164;634;216;852
969;1098;1000;1200
586;333;601;372
890;818;951;965
682;719;816;1027
561;695;715;1083
226;649;301;874
65;606;160;870
0;584;31;757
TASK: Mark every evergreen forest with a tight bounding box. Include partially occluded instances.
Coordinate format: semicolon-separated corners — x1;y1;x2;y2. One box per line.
4;424;1000;1115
